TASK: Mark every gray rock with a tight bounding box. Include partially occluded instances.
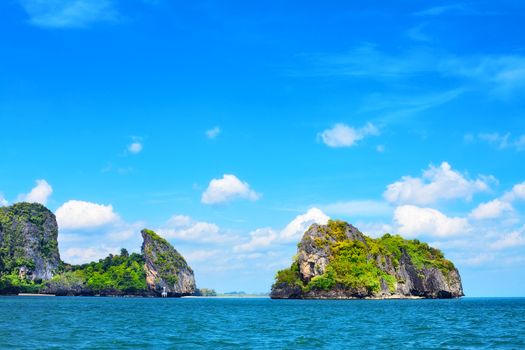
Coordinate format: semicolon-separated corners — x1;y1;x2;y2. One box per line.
0;202;60;281
271;221;464;299
141;229;196;296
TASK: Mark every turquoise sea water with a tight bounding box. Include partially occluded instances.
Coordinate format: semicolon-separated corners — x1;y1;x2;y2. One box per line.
1;297;524;349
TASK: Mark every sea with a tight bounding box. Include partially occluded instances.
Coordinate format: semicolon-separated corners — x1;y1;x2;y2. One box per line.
0;296;524;349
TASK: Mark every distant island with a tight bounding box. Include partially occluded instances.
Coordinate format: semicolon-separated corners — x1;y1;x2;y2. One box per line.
1;203;464;299
271;220;464;299
0;202;195;297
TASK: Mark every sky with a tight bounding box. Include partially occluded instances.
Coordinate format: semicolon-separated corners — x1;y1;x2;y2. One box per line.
1;0;525;296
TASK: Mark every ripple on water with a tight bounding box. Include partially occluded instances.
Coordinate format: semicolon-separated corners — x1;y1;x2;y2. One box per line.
0;297;524;349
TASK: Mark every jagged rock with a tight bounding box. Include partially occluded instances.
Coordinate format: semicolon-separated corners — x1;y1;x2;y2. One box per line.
0;203;60;281
141;229;196;296
271;220;464;299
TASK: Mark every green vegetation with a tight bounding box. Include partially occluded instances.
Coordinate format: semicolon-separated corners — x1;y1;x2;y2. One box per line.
0;203;58;294
142;229;190;286
62;249;148;294
274;220;456;294
195;288;217;296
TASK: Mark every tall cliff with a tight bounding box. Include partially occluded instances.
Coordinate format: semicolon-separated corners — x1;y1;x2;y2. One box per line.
271;220;463;299
0;203;61;282
141;229;196;296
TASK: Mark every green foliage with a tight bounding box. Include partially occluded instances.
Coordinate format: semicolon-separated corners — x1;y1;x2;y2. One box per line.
274;261;303;287
195;288;217;296
275;222;457;295
377;234;455;275
142;229;189;287
71;252;148;294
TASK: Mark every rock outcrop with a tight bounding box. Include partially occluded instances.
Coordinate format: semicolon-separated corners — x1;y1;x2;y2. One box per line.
0;202;197;297
271;220;463;299
141;229;196;296
0;203;60;281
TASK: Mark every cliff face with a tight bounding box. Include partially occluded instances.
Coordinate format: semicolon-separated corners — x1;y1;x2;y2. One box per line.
0;203;60;281
271;220;463;299
141;229;196;296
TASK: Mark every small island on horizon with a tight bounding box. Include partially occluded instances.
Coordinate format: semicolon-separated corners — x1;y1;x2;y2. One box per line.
1;202;463;299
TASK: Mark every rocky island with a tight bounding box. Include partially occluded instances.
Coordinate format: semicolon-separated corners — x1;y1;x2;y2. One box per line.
271;220;463;299
0;202;195;297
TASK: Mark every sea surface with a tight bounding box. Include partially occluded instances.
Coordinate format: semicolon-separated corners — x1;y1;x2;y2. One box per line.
1;296;524;349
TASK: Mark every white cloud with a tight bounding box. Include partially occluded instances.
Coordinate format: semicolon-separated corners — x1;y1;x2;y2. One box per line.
183;249;223;264
460;253;495;266
235;208;330;252
205;126;221;139
305;46;525;96
62;246;120;265
321;200;392;218
158;215;235;244
19;0;118;28
201;174;260;205
470;199;514;220
394;205;470;238
56;200;119;230
502;182;525;202
0;195;8;206
281;208;330;241
476;133;525;151
414;4;471;16
167;215;192;227
384;162;492;205
128;142;143;154
376;145;385;153
318;122;379;148
490;230;525;250
354;221;393;238
18;179;53;205
234;228;279;253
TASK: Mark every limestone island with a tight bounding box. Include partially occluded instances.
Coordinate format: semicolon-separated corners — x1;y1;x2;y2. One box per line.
271;220;464;299
0;202;195;297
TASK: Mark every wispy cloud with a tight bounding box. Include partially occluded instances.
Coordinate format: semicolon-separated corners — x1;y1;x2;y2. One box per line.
318;122;379;148
466;132;525;151
298;45;525;97
205;126;221;140
19;0;119;28
414;3;472;16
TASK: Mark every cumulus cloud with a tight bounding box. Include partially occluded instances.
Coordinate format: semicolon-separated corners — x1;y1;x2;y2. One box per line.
321;200;392;218
502;182;525;202
233;228;279;253
18;179;53;205
205;126;221;139
384;162;492;205
0;195;8;206
318;122;379;148
19;0;118;28
394;205;470;237
234;208;330;252
470;199;514;220
201;174;260;205
490;229;525;250
158;215;235;244
55;200;119;230
62;246;120;265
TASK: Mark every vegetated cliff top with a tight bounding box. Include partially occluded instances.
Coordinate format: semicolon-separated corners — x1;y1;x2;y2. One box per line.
0;202;195;296
0;202;60;282
271;220;463;299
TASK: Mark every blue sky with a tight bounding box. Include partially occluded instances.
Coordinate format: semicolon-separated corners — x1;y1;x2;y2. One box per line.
1;0;525;295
